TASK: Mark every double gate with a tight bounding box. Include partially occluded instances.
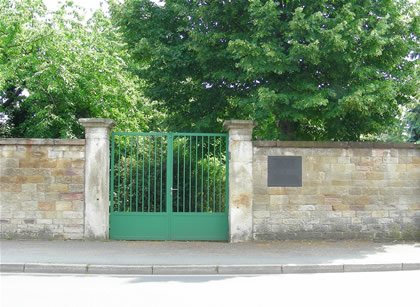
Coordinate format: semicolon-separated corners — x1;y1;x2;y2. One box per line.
109;132;229;240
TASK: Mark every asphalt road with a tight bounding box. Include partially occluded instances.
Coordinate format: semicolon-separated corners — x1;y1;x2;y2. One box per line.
1;271;419;307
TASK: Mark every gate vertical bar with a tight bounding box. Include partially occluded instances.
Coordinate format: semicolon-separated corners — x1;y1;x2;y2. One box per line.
213;136;216;213
201;136;204;212
135;137;139;212
189;136;192;212
123;136;127;211
195;136;198;212
142;136;145;212
183;139;186;212
129;136;134;212
167;134;174;239
154;136;157;212
117;136;121;211
219;137;222;213
148;136;151;212
177;138;180;212
160;137;163;212
207;136;210;212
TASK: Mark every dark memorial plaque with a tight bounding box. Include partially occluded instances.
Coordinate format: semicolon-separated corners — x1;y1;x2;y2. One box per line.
267;156;302;187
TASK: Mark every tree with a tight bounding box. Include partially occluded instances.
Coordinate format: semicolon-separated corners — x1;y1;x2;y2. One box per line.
111;0;419;140
0;0;161;138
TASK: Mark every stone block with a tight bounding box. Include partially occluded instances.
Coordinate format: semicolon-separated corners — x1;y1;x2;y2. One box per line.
372;211;389;218
12;212;25;218
332;204;349;211
283;219;300;225
56;201;72;211
326;211;342;218
49;184;68;193
45;224;64;233
64;233;84;240
21;201;38;211
0;211;12;218
42;192;60;201
64;225;84;233
279;204;299;211
63;151;84;159
1;224;17;233
68;184;84;193
0;158;19;168
0;145;17;151
21;184;37;192
270;195;289;205
254;222;271;233
72;200;84;211
268;203;280;211
71;176;84;184
72;159;85;168
253;203;267;211
290;211;311;218
38;219;52;224
314;205;332;211
55;176;73;184
56;160;72;168
298;205;316;211
352;217;362;224
267;187;287;195
382;157;398;164
38;211;53;219
48;150;63;159
51;169;67;176
366;172;385;180
253;211;270;218
39;160;57;168
60;193;83;201
22;176;45;184
65;218;83;225
62;211;83;219
38;202;55;211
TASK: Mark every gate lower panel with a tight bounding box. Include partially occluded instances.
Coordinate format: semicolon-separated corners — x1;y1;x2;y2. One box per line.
110;213;169;240
171;213;228;240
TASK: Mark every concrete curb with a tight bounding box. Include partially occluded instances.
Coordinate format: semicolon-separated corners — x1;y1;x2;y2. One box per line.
1;263;420;275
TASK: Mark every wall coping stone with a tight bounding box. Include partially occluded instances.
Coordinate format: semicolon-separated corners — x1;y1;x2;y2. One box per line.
223;120;258;130
78;118;116;129
0;138;85;146
253;141;419;149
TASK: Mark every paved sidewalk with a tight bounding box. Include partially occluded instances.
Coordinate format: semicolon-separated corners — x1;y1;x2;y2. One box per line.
1;240;419;275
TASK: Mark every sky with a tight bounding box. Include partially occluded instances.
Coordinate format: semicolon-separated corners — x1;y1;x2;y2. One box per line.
44;0;417;13
43;0;163;15
44;0;107;11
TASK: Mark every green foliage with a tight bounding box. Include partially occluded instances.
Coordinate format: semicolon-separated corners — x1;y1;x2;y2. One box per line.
0;0;161;138
112;134;227;213
111;0;419;141
380;104;420;143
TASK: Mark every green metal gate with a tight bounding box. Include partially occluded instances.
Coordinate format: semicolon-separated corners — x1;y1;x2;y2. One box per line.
109;132;229;241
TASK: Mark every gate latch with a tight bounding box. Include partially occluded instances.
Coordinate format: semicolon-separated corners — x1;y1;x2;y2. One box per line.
170;187;178;195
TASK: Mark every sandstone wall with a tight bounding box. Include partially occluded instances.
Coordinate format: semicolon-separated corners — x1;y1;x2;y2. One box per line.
253;142;420;240
0;139;85;239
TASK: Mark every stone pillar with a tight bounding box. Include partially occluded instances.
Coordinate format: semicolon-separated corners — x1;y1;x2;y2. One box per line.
78;118;116;240
223;120;257;242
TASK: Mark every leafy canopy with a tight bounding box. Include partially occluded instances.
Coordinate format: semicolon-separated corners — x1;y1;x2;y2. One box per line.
0;0;160;138
111;0;419;141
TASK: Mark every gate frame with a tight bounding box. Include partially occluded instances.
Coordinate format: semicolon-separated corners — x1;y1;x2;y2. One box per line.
109;131;230;241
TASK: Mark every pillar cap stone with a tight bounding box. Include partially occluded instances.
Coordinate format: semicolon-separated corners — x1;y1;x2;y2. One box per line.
223;120;258;131
78;118;116;129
